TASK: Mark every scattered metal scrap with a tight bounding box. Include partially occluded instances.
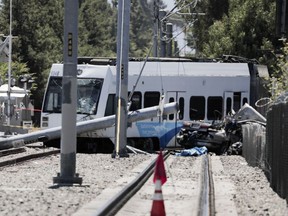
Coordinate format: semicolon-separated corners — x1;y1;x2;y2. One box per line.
176;103;266;155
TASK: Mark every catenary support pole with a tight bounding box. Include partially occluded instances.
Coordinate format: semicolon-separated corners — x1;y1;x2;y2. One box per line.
6;0;13;135
153;0;159;57
53;0;82;185
159;10;166;57
166;23;173;57
113;0;130;158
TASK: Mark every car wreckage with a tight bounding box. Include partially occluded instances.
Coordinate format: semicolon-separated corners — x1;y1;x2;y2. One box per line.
176;103;266;155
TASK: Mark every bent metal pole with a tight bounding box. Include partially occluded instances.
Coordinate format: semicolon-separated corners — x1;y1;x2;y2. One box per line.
0;102;178;150
53;0;82;185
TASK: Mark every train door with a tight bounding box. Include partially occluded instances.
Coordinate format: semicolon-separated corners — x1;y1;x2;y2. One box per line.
224;91;249;116
165;91;186;148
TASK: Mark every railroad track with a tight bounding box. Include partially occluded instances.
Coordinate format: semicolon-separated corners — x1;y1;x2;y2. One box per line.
0;146;60;168
198;154;215;216
74;151;216;216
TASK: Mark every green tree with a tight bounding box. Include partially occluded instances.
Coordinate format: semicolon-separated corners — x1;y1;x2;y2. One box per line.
130;0;153;56
0;0;64;116
0;0;156;126
0;61;36;89
78;0;116;57
190;0;276;61
266;42;288;100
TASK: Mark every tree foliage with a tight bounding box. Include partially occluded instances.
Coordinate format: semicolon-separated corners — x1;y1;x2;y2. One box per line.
189;0;276;61
266;42;288;100
0;0;154;113
0;0;282;117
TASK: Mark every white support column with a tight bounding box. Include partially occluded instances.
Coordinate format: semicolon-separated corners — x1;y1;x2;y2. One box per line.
53;0;82;185
113;0;130;158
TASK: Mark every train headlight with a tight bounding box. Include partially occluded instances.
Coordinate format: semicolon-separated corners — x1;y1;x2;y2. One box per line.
42;116;49;127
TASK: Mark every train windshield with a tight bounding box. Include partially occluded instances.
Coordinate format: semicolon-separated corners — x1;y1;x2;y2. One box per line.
43;77;104;115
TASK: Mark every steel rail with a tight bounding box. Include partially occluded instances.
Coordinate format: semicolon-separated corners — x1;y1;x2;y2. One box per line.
94;151;170;216
0;149;60;168
208;154;216;215
198;154;216;216
0;147;26;157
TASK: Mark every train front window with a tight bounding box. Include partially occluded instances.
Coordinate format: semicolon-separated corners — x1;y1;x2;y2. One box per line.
77;78;103;114
43;77;103;115
43;78;62;113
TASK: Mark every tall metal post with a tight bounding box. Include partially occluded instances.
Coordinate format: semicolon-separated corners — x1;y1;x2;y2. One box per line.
276;0;287;37
281;0;287;37
6;0;12;134
166;23;173;57
112;0;130;158
174;40;179;57
159;10;166;57
53;0;82;185
153;0;159;57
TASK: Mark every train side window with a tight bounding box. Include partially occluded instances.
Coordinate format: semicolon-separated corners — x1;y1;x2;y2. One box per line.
179;97;184;120
144;92;160;108
169;97;175;120
207;96;223;120
189;96;205;120
242;97;248;105
128;91;142;111
226;97;232;115
105;94;116;116
233;92;241;111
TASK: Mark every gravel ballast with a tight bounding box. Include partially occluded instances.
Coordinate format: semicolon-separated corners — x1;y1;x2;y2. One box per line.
0;151;153;216
0;149;287;216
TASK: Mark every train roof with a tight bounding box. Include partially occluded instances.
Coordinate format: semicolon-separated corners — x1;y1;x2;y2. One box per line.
123;61;250;77
77;55;259;65
51;58;251;78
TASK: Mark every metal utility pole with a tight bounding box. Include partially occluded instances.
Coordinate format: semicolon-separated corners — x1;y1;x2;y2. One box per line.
53;0;82;185
276;0;288;37
6;0;12;134
166;23;173;57
112;0;130;158
159;10;167;57
153;0;159;57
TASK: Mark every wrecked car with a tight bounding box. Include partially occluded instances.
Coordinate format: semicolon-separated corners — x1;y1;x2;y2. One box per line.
176;120;231;155
176;103;265;155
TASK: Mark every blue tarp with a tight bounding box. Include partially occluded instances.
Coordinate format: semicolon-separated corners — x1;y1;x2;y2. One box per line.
175;146;208;156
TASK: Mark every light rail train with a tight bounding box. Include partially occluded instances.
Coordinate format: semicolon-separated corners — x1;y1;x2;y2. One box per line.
40;57;266;152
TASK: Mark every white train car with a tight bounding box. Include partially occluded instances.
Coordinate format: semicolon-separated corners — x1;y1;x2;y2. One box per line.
40;58;252;152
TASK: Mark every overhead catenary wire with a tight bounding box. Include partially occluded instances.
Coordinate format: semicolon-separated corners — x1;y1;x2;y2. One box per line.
160;0;199;23
127;44;153;105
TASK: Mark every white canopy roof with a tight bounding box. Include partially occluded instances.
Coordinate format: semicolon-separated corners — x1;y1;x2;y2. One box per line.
0;84;26;98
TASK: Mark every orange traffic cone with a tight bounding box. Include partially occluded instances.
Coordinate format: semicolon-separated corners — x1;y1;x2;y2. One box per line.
150;179;166;216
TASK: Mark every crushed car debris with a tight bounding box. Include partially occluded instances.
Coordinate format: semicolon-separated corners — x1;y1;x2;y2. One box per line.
176;103;266;155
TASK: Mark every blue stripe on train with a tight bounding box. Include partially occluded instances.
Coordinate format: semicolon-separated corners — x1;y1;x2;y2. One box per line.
135;121;183;148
